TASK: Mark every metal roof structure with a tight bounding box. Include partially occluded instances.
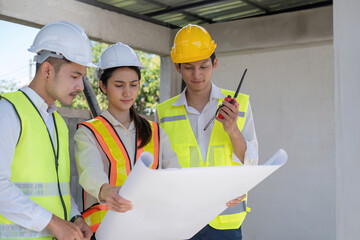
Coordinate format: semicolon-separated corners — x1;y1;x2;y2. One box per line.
78;0;332;29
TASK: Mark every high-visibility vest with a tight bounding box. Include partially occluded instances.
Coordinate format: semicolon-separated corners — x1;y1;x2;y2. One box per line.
78;115;160;233
0;91;71;239
157;89;251;229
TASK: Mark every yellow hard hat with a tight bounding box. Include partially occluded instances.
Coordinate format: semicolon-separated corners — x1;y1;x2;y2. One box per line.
171;24;217;63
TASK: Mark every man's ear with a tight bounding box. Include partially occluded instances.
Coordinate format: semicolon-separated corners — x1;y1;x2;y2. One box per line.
175;63;181;73
212;58;218;70
41;61;54;80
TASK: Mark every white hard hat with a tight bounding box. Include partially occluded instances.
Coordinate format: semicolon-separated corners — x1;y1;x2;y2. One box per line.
97;42;144;70
28;21;96;67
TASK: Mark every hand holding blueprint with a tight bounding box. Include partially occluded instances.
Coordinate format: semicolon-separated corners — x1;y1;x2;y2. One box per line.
96;149;288;240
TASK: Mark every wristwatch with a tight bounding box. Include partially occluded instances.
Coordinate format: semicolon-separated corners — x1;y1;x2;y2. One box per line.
70;214;84;223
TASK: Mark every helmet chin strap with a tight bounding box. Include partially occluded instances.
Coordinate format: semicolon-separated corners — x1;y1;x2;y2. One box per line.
33;50;64;64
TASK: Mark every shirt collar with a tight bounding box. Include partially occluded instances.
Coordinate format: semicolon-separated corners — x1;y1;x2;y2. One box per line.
210;83;225;100
173;87;188;107
101;109;135;130
173;83;225;107
20;86;57;114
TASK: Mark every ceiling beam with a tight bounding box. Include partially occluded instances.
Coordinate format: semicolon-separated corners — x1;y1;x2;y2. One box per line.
242;0;270;14
145;0;226;17
77;0;178;28
143;0;214;25
142;0;169;8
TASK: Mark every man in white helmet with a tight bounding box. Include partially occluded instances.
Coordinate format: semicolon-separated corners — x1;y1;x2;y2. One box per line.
0;21;95;240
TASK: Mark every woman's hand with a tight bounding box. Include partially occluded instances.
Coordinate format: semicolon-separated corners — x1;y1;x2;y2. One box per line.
99;184;133;213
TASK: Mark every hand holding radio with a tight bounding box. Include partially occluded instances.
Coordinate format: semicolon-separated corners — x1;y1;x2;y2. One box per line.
203;69;247;131
218;95;238;119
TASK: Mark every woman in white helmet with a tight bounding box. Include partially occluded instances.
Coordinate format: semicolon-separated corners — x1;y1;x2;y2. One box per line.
74;42;180;233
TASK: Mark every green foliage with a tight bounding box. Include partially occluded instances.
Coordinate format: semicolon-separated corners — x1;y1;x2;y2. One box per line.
68;42;160;116
135;51;160;115
70;42;109;110
0;78;20;94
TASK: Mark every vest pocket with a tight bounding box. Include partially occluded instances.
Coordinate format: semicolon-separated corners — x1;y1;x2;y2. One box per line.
174;145;190;168
213;147;227;166
174;145;203;168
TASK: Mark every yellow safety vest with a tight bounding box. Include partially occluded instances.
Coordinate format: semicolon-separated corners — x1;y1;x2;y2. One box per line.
0;91;71;239
78;116;160;233
157;89;251;229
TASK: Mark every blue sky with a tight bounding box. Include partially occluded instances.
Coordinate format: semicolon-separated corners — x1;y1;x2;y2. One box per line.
0;20;39;87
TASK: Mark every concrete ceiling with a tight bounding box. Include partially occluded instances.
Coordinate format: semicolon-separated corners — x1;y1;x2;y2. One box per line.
78;0;333;29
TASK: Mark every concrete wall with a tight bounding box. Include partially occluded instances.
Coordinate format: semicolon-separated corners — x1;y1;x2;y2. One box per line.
187;6;334;239
225;42;335;240
333;0;360;239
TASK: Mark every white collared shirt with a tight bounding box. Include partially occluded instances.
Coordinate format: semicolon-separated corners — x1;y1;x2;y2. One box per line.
0;87;80;232
75;109;180;205
156;83;258;165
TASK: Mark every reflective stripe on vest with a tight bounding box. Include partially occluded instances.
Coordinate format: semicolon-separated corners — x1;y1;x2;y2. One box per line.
160;115;187;123
0;91;71;239
82;204;107;233
160;113;245;123
78;115;160;232
157;88;250;229
14;182;70;196
0;225;52;239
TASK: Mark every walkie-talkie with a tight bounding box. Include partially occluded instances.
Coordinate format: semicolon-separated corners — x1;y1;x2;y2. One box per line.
203;69;247;131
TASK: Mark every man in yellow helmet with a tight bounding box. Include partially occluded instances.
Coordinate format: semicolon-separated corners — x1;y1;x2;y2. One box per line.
0;21;95;240
156;24;258;239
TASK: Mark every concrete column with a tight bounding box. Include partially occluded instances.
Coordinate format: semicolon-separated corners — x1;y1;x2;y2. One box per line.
160;56;172;103
160;55;183;101
334;0;360;239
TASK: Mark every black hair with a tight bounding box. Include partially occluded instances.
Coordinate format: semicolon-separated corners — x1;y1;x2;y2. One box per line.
100;66;141;85
210;52;216;64
178;52;216;68
35;57;71;73
100;66;151;148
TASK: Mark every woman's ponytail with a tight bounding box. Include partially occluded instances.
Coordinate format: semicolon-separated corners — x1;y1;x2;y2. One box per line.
130;106;152;148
